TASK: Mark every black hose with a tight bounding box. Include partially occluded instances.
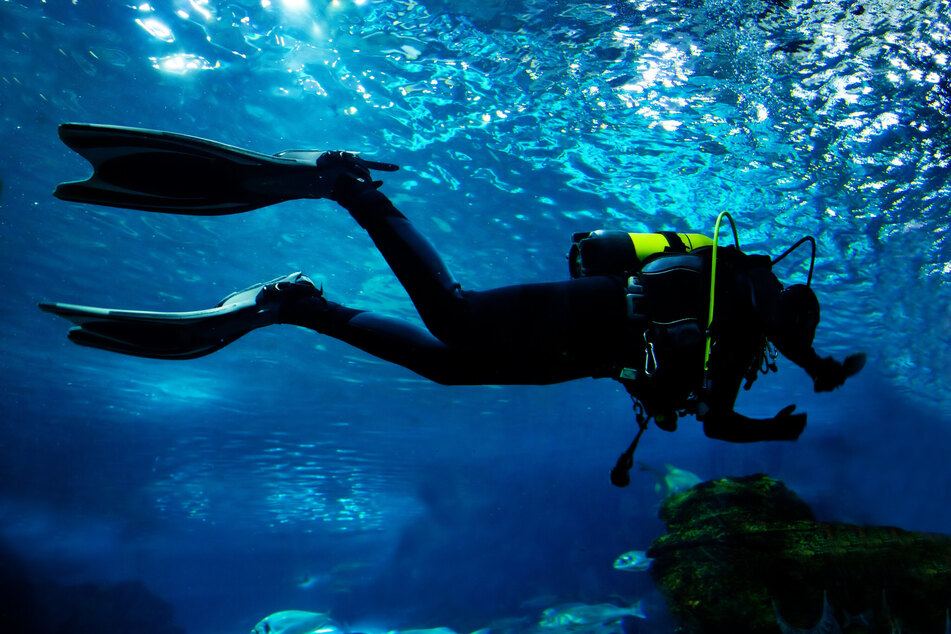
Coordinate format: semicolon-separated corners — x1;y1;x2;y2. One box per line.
772;236;816;286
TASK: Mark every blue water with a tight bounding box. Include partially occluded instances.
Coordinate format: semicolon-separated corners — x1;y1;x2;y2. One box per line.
1;0;950;632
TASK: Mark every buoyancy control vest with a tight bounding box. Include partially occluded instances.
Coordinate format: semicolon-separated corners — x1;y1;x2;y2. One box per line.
624;253;710;419
572;223;814;487
568;230;716;423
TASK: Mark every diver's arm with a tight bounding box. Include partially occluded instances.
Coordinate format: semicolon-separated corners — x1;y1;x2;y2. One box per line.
697;376;806;442
746;264;866;393
337;185;402;225
776;342;866;393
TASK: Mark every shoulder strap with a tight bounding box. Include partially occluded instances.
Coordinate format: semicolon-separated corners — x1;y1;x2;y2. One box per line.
658;231;687;253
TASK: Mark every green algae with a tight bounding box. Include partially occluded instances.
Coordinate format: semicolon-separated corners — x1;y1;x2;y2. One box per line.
648;474;951;633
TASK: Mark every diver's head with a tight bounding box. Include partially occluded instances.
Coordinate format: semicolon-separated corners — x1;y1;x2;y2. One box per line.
771;284;820;349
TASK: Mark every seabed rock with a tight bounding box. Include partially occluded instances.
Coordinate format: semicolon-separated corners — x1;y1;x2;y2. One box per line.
647;474;951;634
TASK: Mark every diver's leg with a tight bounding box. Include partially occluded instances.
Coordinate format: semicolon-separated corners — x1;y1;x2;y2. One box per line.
281;274;631;385
283;299;588;385
291;302;457;383
336;188;468;342
277;291;480;384
289;305;494;385
306;185;631;382
337;189;631;352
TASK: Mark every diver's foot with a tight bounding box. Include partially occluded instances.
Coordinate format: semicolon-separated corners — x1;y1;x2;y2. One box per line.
257;272;334;327
315;151;396;203
212;272;325;327
214;272;316;307
259;272;321;304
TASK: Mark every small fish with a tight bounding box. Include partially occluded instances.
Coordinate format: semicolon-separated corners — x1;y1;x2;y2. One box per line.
637;462;702;497
613;550;653;572
295;574;322;589
539;601;647;629
251;611;344;634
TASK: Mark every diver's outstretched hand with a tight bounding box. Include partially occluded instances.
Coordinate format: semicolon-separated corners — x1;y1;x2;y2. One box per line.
316;151;399;202
773;404;807;440
812;353;866;392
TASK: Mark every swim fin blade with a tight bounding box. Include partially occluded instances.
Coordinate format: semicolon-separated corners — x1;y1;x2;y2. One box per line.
54;123;398;215
37;273;313;359
38;302;254;359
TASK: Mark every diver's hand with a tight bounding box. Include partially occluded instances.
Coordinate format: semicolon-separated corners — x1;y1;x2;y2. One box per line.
843;352;866;376
812;353;866;392
774;404;807;439
316;151;399;201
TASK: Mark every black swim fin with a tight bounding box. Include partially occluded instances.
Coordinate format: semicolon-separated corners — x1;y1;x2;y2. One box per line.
54;123;398;215
39;273;319;359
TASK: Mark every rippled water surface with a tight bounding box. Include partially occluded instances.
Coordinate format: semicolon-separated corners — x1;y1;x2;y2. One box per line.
1;0;950;632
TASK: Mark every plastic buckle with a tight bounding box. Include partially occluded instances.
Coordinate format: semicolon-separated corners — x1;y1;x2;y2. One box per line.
619;367;638;381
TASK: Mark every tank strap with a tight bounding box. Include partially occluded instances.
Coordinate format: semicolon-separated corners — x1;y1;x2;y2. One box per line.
658;231;687;253
624;277;648;319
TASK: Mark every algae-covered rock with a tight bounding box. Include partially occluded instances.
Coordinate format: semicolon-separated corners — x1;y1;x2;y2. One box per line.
647;474;951;633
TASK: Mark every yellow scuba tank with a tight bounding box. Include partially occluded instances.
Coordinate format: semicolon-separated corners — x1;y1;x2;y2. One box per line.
568;230;714;278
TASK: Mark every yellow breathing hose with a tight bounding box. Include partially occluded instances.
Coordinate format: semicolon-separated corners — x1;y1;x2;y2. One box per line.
704;211;740;380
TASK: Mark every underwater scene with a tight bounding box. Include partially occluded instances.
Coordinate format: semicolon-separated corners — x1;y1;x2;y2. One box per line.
2;0;951;632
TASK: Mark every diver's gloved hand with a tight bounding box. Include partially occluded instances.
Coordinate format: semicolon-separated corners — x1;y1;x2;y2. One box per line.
316;151;399;203
774;404;807;439
811;353;866;392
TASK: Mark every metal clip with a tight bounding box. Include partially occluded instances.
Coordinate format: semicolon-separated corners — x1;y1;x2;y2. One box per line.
644;331;658;378
632;399;646;425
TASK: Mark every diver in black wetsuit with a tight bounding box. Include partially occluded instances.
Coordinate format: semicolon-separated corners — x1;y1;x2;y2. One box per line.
41;130;865;476
274;171;865;448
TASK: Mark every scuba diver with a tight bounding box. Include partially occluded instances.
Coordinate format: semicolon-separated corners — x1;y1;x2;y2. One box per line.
41;124;865;486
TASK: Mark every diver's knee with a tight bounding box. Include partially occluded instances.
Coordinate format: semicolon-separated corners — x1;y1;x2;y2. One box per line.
420;288;472;344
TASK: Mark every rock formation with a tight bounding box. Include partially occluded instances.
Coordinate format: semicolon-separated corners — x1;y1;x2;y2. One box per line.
648;474;951;633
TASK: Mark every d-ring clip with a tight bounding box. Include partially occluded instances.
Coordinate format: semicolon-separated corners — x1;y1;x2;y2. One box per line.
644;331;658;378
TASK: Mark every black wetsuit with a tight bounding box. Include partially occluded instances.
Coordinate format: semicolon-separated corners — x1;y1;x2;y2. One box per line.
294;188;635;385
283;187;835;443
